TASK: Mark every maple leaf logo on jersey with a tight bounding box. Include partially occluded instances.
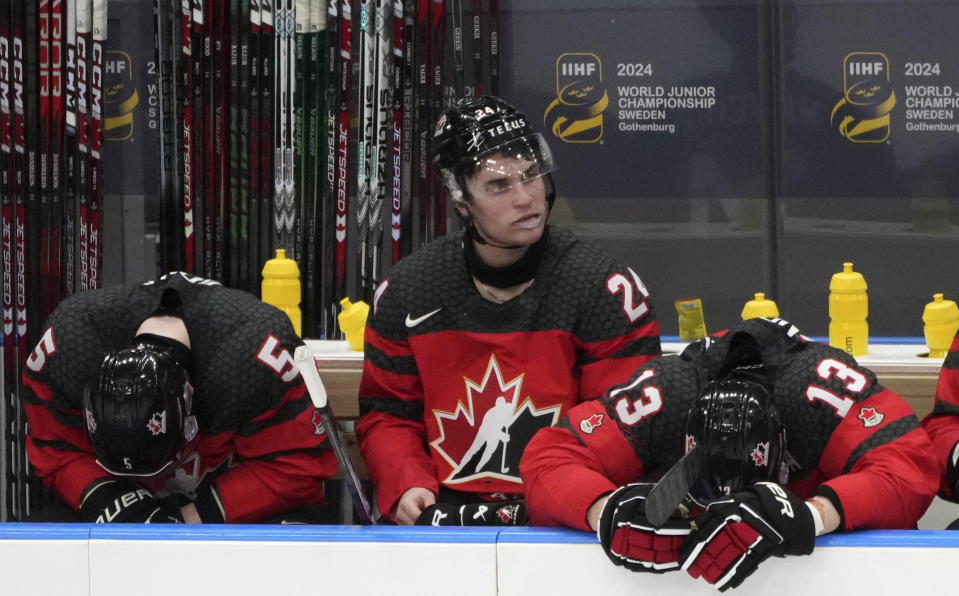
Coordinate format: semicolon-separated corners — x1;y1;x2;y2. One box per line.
432;355;561;485
685;434;696;454
579;413;604;435
750;441;770;467
147;411;167;436
858;407;884;428
496;503;521;525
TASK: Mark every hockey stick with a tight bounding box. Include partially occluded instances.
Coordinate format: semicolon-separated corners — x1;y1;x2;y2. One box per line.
0;0;13;521
63;0;77;294
486;0;496;96
428;0;445;236
389;0;403;265
301;0;321;336
643;445;704;528
292;344;376;524
367;0;391;295
246;0;261;282
449;0;462;101
332;0;350;336
469;0;480;96
228;0;241;287
258;0;273;270
38;0;51;321
213;0;229;281
235;0;251;291
355;0;375;300
89;0;105;290
49;0;64;309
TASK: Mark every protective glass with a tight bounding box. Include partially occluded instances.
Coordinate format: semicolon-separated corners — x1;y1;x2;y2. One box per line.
448;133;556;202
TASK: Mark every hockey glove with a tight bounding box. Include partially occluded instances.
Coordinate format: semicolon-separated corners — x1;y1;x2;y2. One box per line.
597;483;695;574
415;500;528;526
679;482;815;592
79;478;184;523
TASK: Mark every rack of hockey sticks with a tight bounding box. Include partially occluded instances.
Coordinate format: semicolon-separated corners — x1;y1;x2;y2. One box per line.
0;0;501;522
155;0;502;339
0;0;109;522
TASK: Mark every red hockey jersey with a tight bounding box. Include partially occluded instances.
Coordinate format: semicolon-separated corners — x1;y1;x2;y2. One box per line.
922;330;959;500
23;272;336;522
522;318;937;532
357;228;661;518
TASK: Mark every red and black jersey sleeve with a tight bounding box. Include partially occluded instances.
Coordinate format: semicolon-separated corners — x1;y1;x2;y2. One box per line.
356;276;438;519
522;356;697;530
921;330;959;501
22;285;145;510
193;307;337;523
573;262;661;400
778;344;938;530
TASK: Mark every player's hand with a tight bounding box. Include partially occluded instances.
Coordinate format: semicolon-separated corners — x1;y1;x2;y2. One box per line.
415;500;528;526
79;478;184;524
597;483;694;573
394;487;436;525
679;482;815;591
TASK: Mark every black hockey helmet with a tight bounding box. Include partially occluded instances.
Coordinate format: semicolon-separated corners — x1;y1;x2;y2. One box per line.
684;376;785;505
83;334;198;477
432;95;556;206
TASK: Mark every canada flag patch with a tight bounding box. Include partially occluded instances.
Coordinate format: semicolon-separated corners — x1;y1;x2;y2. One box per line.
146;411;167;436
750;441;770;467
579;413;604;434
858;407;884;428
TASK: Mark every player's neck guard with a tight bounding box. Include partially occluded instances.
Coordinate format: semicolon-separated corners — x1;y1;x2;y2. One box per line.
463;225;550;289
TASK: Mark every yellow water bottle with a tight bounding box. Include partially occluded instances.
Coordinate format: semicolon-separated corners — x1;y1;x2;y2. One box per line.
262;249;302;336
675;298;708;341
338;298;370;351
923;293;959;358
741;293;780;320
828;262;868;356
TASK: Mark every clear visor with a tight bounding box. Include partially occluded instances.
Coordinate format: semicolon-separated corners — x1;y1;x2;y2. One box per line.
447;133;555;202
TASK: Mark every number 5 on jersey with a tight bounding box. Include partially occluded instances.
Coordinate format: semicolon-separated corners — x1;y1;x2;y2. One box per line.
607;268;651;323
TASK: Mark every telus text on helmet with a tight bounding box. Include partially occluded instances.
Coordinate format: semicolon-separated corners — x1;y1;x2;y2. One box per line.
487;117;526;138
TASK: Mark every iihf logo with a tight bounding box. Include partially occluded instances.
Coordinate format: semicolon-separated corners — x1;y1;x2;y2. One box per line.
830;52;896;143
105;50;140;141
543;53;608;143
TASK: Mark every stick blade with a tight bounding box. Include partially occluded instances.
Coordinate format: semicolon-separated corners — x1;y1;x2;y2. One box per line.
645;446;703;527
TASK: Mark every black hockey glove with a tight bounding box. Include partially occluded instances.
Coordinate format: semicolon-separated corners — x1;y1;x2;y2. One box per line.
597;483;695;574
78;478;184;524
679;482;815;592
415;500;528;526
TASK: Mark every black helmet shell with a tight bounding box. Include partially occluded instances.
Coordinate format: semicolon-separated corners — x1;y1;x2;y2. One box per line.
83;336;194;476
432;95;555;203
684;377;785;504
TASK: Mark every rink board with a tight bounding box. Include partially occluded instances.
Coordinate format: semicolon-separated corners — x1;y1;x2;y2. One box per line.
1;524;959;596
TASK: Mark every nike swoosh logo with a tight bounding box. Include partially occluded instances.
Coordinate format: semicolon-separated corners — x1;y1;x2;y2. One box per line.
405;308;442;328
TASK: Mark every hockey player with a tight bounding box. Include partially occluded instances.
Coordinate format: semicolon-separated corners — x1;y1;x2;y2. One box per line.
23;272;337;523
922;328;959;529
521;317;937;591
356;96;661;526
